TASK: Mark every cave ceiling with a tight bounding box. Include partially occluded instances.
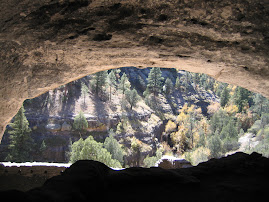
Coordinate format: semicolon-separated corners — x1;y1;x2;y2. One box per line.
0;0;268;140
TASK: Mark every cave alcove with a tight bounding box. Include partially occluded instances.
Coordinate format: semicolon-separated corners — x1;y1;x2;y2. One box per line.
0;0;269;201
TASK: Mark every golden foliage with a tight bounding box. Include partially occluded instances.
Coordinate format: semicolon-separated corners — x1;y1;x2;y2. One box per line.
160;141;173;156
183;146;210;166
165;120;177;133
225;104;238;115
207;102;220;116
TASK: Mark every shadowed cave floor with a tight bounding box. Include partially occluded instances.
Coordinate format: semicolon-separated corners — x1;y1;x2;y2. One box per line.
1;152;268;202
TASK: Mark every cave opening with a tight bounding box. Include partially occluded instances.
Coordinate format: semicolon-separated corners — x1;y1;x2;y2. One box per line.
1;66;268;173
0;0;269;199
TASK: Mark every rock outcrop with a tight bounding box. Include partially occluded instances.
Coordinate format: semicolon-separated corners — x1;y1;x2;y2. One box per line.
0;0;269;141
0;152;268;201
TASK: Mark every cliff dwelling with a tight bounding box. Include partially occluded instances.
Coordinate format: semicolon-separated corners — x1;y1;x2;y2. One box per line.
0;0;269;201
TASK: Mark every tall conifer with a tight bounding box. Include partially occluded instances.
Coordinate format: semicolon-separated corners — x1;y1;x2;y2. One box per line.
6;105;33;162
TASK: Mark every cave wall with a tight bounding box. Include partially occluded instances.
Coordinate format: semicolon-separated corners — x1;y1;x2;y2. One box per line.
0;0;268;141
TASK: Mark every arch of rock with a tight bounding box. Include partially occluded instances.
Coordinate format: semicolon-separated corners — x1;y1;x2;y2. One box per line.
0;0;268;141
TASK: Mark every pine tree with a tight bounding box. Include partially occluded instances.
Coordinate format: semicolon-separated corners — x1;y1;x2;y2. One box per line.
220;86;230;107
119;73;131;96
146;67;163;97
81;82;89;104
234;87;251;112
181;71;191;91
73;111;88;132
6;105;33;162
164;78;173;95
220;119;238;140
193;73;200;89
40;140;46;153
175;76;180;90
125;88;139;110
207;131;222;158
252;93;269;117
104;129;124;164
91;71;107;97
107;70;117;101
119;73;131;108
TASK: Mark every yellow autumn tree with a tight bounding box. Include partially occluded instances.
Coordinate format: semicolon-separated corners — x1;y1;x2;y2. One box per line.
225;104;238;115
165;120;177;133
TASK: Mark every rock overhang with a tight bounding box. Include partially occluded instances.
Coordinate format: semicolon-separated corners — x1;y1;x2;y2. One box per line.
0;0;268;141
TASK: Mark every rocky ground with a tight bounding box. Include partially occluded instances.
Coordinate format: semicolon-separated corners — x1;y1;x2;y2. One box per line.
0;152;268;201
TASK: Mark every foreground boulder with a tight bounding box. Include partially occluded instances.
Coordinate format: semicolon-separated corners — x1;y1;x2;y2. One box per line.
1;152;269;201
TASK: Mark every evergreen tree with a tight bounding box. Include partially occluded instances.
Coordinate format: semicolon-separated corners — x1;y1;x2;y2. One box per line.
252;93;269;117
209;108;230;134
164;78;173;95
73;111;88;132
199;73;207;88
175;76;180;90
234;87;251;112
119;73;131;108
193;73;200;89
6;105;33;162
207;131;222;158
81;82;89;104
69;136;122;168
40;140;47;161
125;88;139;110
119;73;131;96
104;129;124;164
220;86;230;107
91;71;107;97
181;71;191;91
205;77;214;91
40;140;46;153
220;119;238;140
146;67;163;97
107;70;117;101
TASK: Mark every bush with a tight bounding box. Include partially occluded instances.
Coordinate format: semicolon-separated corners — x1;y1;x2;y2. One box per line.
248;120;262;134
207;135;222;158
183;146;210;166
143;155;158;168
222;137;240;153
69;136;122;168
104;130;124;164
143;147;164;168
244;140;269;158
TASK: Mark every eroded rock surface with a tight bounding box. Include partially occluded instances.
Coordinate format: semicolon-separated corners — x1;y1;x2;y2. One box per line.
0;0;269;140
1;152;268;201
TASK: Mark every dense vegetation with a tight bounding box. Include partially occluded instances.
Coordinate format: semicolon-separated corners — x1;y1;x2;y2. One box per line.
3;67;269;167
160;73;269;165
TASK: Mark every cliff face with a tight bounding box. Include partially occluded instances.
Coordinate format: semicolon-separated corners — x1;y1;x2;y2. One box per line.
1;67;217;163
0;0;269;141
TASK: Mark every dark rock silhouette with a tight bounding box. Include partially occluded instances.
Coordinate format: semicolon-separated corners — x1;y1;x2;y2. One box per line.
1;152;268;201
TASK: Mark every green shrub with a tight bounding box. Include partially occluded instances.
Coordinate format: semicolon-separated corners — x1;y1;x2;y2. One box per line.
248;120;261;134
69;136;122;168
